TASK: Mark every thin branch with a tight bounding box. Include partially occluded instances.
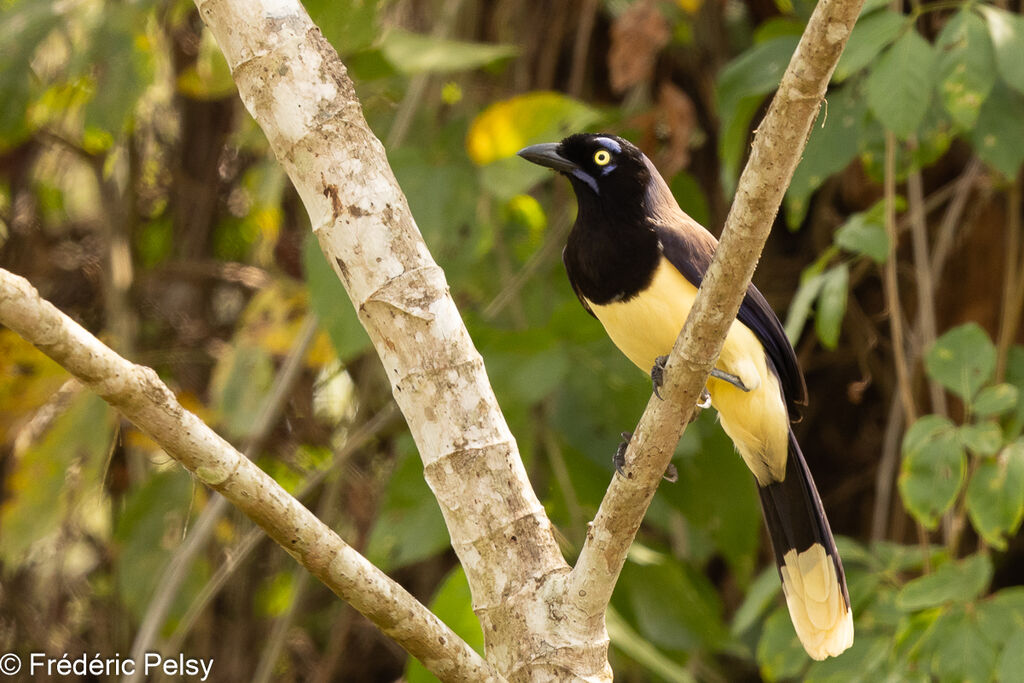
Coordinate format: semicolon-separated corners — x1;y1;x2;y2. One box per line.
568;0;599;97
871;394;904;542
997;172;1024;381
567;0;866;615
0;268;502;683
883;134;917;425
931;157;984;277
906;140;947;417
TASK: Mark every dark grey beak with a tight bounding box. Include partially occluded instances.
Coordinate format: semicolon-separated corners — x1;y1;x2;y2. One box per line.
517;143;578;173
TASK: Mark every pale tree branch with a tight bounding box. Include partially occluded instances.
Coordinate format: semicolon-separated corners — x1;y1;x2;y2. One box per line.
568;0;865;614
193;0;596;679
0;268;501;683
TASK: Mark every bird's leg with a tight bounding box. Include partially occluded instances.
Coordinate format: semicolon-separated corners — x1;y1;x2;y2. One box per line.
614;430;678;482
650;355;668;400
710;368;751;392
613;431;631;477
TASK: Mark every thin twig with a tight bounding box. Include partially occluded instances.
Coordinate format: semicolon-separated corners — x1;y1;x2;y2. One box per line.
906;140;947;417
930;158;984;277
567;0;599;97
996;173;1023;381
883;134;917;427
870;394;904;542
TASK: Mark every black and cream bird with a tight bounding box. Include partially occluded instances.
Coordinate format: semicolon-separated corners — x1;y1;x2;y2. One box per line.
518;133;853;660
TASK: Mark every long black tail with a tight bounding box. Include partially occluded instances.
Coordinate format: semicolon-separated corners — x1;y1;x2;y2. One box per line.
756;429;853;660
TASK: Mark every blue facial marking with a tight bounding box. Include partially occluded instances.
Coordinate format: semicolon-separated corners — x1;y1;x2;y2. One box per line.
572;168;599;194
600;163;617;175
594;137;621;154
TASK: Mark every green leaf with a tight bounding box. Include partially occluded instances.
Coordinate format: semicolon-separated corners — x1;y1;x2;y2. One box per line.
209;342;274;440
896;554;993;611
976;586;1024;646
834;199;893;263
671;419;761;579
757;607;809;681
114;468;198;620
833;9;908;82
0;0;62;145
606;607;697;683
365;442;451;572
925;323;996;401
805;633;889;682
958;421;1003;456
1006;346;1024;438
973;383;1019;417
732;566;783;637
0;392;114;565
815;263;848;350
390;143;478;278
717;36;800;184
979;5;1024;94
406;566;485;683
381;29;517;75
966;442;1024;549
82;4;152;136
899;415;966;528
972;79;1024;179
866;29;936;138
302;234;372;360
998;630;1024;683
934;8;996;129
786;84;868;228
621;554;728;651
928;609;998;683
785;271;827;344
305;0;378;55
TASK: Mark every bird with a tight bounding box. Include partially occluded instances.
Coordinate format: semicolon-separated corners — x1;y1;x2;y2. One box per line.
518;133;853;660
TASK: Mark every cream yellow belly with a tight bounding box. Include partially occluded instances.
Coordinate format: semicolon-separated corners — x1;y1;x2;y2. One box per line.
586;258;788;483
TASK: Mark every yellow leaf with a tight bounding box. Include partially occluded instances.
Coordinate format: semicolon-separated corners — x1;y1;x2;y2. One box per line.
465;91;600;165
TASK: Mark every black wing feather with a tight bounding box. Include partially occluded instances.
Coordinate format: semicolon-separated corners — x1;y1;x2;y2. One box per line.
654;221;808;418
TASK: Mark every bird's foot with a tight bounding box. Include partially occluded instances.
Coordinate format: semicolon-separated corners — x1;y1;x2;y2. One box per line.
614;430;678;482
710;368;751;392
650;355;668;400
614;431;631;477
690;387;712;423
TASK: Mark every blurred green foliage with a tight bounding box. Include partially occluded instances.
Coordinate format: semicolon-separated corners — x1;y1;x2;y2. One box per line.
1;0;1024;681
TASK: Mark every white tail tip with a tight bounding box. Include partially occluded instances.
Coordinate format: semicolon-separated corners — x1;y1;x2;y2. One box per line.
779;544;854;660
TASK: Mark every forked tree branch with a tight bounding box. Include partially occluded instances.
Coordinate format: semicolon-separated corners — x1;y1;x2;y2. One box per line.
0;0;864;678
0;269;501;683
568;0;865;614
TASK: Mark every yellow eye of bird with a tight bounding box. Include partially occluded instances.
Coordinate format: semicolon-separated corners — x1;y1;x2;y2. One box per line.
593;149;612;166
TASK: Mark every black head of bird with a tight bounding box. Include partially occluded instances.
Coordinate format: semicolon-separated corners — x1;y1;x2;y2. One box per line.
517;134;655;225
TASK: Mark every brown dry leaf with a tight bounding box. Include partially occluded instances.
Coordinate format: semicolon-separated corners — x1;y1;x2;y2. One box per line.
608;0;672;94
654;81;696;175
